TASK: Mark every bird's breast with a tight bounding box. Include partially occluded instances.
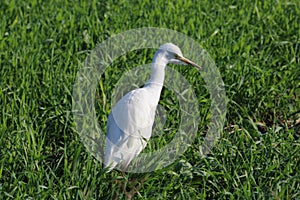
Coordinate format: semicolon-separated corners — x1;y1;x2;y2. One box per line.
110;88;158;139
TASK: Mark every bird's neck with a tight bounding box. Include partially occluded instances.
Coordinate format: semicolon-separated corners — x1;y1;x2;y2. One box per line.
145;50;168;88
143;51;169;106
147;63;166;86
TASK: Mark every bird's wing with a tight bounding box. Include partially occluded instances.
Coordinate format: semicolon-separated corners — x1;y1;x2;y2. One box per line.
104;88;157;171
111;88;157;139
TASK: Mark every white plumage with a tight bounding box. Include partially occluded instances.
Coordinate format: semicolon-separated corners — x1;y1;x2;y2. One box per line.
104;43;201;171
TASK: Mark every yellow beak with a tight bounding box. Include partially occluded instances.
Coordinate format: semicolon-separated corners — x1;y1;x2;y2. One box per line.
175;55;202;70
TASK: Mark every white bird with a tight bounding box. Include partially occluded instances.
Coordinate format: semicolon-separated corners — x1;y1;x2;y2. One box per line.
104;43;201;172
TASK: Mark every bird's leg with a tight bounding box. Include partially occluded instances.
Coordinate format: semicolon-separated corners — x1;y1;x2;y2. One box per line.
123;174;149;199
112;165;148;199
110;170;135;199
124;178;145;199
109;169;129;199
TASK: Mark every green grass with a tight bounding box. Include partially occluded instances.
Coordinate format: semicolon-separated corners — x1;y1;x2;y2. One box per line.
1;0;300;199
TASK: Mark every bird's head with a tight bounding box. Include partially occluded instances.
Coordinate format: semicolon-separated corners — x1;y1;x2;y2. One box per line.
157;43;201;70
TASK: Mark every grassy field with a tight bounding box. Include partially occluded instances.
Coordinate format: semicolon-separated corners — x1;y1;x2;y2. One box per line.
1;0;300;199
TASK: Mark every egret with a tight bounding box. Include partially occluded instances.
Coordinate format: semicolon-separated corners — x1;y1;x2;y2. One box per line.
104;43;201;172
